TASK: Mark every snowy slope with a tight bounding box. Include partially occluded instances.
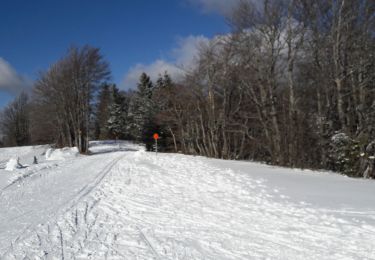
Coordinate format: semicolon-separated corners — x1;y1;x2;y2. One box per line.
0;142;374;259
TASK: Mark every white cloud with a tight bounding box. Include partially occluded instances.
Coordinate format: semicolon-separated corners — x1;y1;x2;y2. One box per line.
172;35;209;67
123;60;183;89
0;58;30;95
122;35;209;89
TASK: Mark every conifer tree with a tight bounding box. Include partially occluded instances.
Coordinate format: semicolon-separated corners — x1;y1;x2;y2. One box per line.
127;73;155;142
107;86;127;139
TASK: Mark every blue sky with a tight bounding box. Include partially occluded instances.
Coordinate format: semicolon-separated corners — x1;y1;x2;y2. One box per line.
0;0;236;108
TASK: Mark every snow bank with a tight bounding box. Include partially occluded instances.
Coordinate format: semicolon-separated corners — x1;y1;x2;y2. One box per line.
0;145;49;190
0;145;50;170
134;149;146;158
45;147;79;161
5;158;23;171
89;140;144;154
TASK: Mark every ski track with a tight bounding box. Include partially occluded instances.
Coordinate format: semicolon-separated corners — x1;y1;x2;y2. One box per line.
1;150;375;259
0;152;124;256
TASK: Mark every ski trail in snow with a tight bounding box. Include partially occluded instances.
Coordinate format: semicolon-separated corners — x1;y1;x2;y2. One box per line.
136;226;162;260
0;163;58;196
64;154;124;212
0;152;125;256
2;150;375;259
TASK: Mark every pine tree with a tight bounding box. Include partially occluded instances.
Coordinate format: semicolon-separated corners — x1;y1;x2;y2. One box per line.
329;133;361;177
149;72;176;151
127;73;155;142
138;72;154;98
107;86;127;139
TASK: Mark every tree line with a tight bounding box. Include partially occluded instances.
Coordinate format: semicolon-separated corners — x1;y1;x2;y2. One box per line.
1;0;374;178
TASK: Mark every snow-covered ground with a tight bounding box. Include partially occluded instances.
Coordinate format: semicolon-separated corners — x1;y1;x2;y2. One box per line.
0;141;374;259
0;145;50;190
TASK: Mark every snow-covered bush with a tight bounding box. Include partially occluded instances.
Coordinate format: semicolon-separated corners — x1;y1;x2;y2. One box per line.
329;133;361;177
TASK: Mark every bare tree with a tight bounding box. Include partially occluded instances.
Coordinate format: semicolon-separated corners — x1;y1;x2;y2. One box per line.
33;45;110;153
152;0;374;177
0;92;30;146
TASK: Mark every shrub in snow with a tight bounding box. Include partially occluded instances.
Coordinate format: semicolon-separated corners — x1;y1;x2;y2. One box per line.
329;133;361;177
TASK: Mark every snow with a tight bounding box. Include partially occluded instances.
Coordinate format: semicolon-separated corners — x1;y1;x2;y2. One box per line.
4;158;22;171
0;145;49;166
45;147;80;161
0;145;50;190
89;140;142;155
0;141;374;259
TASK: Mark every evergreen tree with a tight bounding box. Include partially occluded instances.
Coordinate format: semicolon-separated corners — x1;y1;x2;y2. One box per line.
328;133;361;177
151;72;176;151
156;71;172;90
127;73;155;142
107;86;127;139
138;72;154;98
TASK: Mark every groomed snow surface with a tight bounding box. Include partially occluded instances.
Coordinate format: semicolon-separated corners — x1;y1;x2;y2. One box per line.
0;141;374;259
